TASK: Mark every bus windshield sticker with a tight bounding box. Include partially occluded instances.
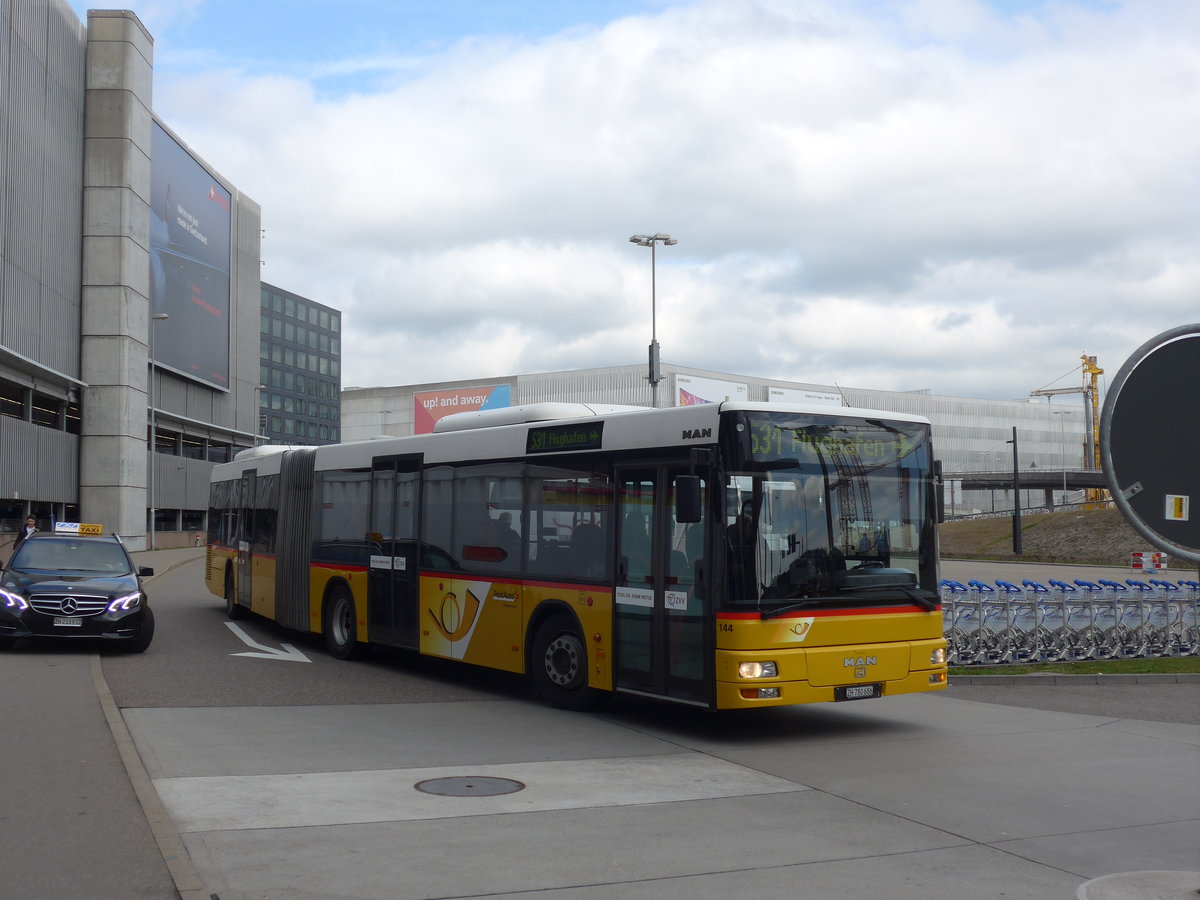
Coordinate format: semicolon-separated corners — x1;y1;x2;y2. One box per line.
527;422;604;454
665;590;689;611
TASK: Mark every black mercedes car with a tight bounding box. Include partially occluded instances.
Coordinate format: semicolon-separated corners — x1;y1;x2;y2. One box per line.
0;528;155;652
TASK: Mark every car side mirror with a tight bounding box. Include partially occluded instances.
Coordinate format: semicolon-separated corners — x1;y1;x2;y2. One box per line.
139;566;155;577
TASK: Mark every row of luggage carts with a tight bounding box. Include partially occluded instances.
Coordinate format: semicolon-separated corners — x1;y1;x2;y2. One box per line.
940;576;1200;666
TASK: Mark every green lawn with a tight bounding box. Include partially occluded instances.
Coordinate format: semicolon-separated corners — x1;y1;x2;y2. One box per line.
950;657;1199;676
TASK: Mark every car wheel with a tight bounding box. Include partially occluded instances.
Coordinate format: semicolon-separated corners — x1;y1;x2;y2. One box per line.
121;607;155;653
324;586;364;660
531;615;602;710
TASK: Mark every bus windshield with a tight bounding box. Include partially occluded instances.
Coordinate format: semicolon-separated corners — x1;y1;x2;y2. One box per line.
723;411;934;610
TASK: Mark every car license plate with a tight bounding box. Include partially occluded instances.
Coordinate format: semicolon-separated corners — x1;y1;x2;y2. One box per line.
835;683;882;701
53;616;82;627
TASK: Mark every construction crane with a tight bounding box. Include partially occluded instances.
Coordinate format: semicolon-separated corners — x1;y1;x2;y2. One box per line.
1031;354;1104;468
1031;354;1105;503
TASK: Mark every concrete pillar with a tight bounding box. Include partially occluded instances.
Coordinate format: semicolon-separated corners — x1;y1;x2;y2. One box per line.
79;11;154;547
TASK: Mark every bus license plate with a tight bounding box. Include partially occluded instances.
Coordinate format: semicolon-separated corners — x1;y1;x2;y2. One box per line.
836;683;881;701
53;617;82;627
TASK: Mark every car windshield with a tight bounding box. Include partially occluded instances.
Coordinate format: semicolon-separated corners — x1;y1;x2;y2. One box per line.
11;539;132;575
723;411;935;609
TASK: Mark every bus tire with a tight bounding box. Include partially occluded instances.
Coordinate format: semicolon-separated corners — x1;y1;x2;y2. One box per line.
224;570;245;620
531;615;601;710
120;607;155;653
324;587;365;660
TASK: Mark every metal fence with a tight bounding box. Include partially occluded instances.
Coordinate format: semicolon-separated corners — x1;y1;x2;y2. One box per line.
940;576;1199;666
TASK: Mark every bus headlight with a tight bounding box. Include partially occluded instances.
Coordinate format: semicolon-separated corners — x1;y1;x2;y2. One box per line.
930;648;947;666
738;661;777;679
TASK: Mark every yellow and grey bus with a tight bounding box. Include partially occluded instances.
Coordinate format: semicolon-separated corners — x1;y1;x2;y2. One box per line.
205;401;947;710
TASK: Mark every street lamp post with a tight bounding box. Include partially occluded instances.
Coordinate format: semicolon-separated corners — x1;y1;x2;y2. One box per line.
629;233;678;409
148;313;168;550
1007;426;1022;555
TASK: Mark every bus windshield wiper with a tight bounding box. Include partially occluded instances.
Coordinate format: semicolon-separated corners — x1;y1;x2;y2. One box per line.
760;599;824;619
841;582;938;610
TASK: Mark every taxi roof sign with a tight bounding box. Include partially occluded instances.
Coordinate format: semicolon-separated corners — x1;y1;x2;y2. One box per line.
54;521;104;536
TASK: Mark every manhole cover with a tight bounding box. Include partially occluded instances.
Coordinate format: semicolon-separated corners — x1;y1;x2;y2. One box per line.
414;776;526;797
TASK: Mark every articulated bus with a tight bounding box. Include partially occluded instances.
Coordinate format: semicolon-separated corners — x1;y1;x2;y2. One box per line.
205;401;947;710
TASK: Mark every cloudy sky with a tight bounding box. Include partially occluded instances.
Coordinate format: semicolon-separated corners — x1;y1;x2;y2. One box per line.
73;0;1199;400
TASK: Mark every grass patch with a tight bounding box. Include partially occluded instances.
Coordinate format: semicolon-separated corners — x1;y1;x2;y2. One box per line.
950;657;1199;676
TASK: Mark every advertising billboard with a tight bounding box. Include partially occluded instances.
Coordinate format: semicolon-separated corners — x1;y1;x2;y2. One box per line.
148;121;232;391
413;385;512;434
674;374;748;406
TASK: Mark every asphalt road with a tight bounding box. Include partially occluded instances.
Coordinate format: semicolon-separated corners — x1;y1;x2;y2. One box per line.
1;552;1196;899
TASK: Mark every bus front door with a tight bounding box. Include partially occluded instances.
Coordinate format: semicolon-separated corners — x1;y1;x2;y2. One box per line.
614;465;710;704
368;456;422;649
236;469;255;606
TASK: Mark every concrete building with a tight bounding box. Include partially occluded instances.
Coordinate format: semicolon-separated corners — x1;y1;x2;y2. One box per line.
259;282;342;446
342;363;1097;518
1;2;262;549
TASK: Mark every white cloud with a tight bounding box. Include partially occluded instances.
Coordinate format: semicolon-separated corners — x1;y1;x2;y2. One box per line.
151;0;1200;400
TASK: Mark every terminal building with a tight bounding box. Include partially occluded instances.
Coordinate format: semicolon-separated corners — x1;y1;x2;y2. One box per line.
341;363;1099;518
1;3;265;548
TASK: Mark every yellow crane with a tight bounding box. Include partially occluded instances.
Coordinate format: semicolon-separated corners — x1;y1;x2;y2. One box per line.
1030;354;1104;468
1031;355;1105;504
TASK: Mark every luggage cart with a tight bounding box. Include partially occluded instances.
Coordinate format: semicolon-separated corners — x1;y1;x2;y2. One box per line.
1126;579;1168;658
1049;579;1095;660
971;579;1010;664
1090;579;1124;660
1017;579;1049;663
1177;581;1199;656
940;580;976;666
1099;579;1144;659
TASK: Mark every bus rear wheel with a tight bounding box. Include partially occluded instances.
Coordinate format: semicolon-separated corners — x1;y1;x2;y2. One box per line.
324;587;364;660
531;615;601;710
224;570;245;620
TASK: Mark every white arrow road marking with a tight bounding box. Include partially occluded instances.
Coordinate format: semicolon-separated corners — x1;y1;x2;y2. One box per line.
224;621;311;663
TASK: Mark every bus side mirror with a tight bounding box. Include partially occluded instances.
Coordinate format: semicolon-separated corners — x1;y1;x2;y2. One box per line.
933;459;945;524
675;476;703;524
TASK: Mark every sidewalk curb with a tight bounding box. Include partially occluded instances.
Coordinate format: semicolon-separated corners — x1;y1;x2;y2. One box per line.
91;656;211;899
951;673;1200;685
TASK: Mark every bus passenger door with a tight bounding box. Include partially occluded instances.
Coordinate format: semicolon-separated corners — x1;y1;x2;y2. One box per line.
236;469;255;605
368;456;421;649
614;464;710;704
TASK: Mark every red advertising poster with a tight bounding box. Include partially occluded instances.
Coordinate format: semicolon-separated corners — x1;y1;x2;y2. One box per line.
413;385;512;434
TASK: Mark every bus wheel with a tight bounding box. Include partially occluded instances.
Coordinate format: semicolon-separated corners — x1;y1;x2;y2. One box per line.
531;615;601;710
224;571;245;620
324;587;364;660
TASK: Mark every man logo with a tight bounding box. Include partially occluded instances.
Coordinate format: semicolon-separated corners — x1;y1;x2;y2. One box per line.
682;428;712;440
844;656;877;667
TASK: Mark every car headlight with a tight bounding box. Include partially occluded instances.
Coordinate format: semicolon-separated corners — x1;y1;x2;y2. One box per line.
930;647;947;666
107;592;142;613
0;588;29;611
738;661;778;679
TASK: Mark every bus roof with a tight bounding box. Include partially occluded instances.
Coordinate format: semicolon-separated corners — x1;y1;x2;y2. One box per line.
212;401;932;479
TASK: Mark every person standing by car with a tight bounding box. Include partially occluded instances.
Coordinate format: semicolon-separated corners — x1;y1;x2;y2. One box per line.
12;515;37;550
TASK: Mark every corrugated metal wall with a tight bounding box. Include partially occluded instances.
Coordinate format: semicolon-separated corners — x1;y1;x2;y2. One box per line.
0;415;78;502
0;0;86;376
